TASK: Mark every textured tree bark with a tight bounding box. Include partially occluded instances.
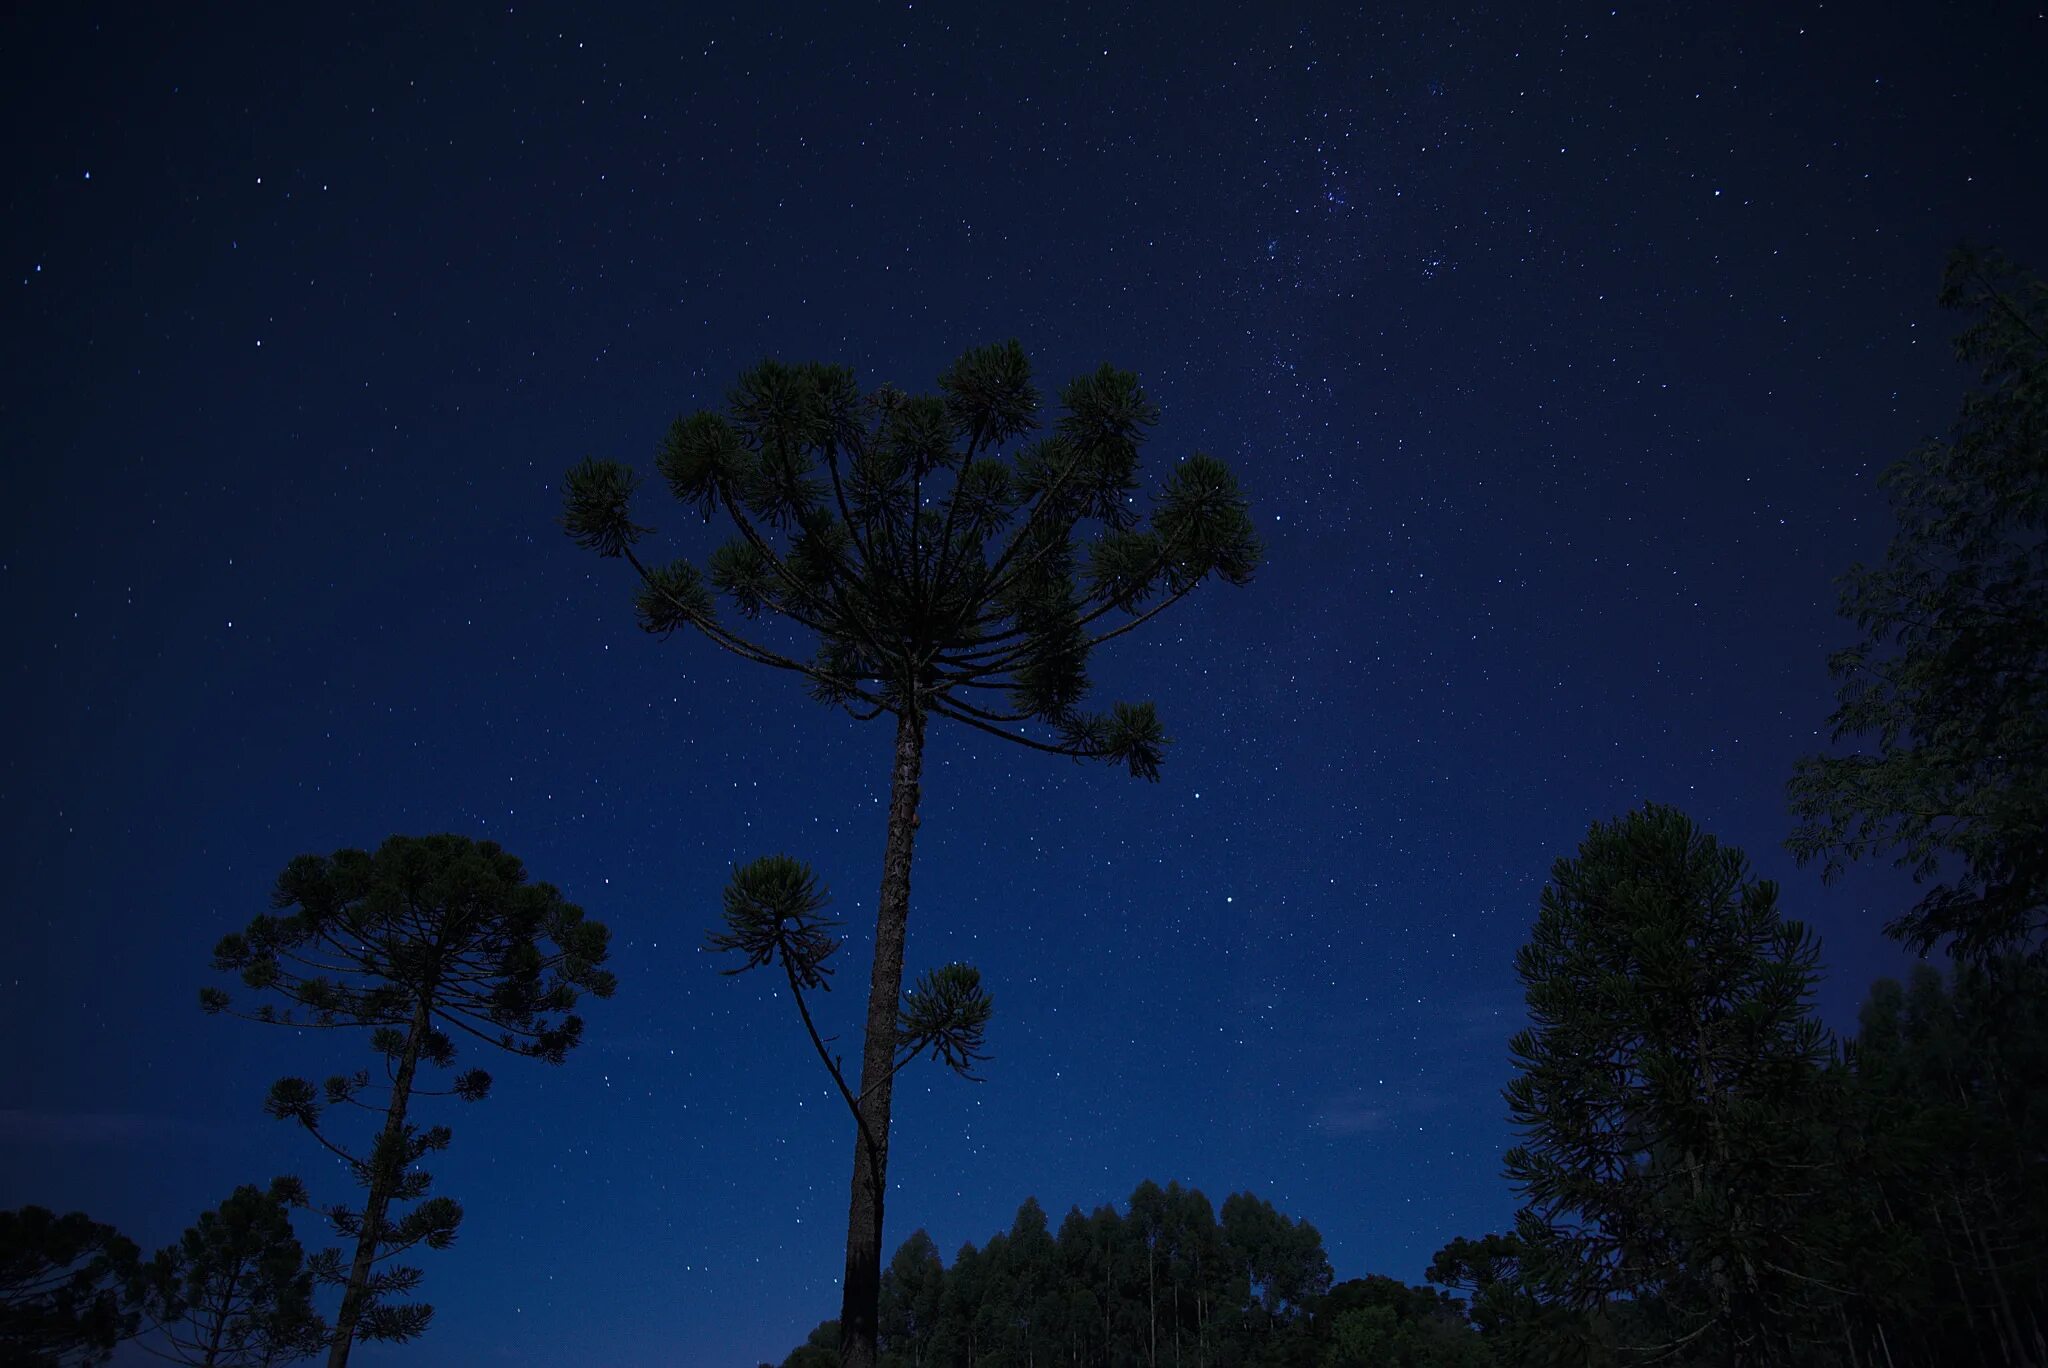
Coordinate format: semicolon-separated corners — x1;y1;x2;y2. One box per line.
328;996;430;1368
838;707;928;1368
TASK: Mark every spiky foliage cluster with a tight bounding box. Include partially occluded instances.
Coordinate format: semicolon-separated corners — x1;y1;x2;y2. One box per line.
709;854;840;989
1504;805;1836;1366
710;855;993;1155
562;343;1259;776
260;1071;460;1345
204;834;615;1059
130;1179;326;1367
0;1207;140;1366
1790;248;2048;961
203;835;615;1357
896;963;993;1078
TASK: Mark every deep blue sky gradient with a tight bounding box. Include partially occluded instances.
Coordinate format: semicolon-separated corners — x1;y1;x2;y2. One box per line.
4;3;2044;1363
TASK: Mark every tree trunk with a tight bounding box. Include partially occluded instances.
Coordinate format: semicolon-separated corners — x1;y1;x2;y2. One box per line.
838;707;929;1368
328;996;431;1368
1104;1240;1113;1355
1147;1241;1156;1368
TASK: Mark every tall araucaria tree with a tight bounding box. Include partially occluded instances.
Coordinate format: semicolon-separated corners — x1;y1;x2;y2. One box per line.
1789;248;2048;962
201;835;615;1368
560;343;1260;1367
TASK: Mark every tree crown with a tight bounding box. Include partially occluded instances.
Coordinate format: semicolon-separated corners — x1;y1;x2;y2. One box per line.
562;344;1261;777
204;833;615;1062
1789;248;2048;959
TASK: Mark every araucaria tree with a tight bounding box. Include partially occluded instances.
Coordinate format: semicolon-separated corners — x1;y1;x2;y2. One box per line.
561;343;1259;1366
1789;248;2048;961
1504;805;1836;1366
0;1206;139;1366
202;835;615;1368
130;1178;327;1367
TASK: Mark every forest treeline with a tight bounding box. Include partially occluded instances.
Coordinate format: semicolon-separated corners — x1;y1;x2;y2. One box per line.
775;949;2048;1368
5;249;2042;1367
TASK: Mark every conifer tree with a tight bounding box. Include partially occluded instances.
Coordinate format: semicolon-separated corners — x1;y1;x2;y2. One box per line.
201;835;615;1368
1503;805;1837;1366
0;1207;139;1366
1789;248;2048;961
130;1178;326;1367
561;343;1259;1366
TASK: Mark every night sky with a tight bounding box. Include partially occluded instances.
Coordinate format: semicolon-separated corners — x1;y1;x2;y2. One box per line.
4;4;2044;1364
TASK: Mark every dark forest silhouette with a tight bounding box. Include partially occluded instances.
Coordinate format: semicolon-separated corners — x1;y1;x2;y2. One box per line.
771;958;2048;1368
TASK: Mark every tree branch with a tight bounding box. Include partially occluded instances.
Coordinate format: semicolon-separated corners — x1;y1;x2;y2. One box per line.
780;956;887;1192
926;698;1097;759
925;421;985;608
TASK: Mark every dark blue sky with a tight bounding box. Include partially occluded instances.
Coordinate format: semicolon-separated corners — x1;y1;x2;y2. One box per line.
4;3;2043;1363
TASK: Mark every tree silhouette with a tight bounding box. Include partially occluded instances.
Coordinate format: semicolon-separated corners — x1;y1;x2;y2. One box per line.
0;1207;139;1367
130;1178;326;1366
562;342;1259;1365
1320;1276;1491;1368
202;834;614;1368
1789;248;2048;961
783;1183;1346;1368
1829;959;2048;1365
1503;805;1836;1366
706;852;993;1248
877;1230;945;1368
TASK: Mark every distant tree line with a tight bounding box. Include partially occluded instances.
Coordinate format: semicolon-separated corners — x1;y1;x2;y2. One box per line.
771;1180;1358;1368
768;939;2046;1367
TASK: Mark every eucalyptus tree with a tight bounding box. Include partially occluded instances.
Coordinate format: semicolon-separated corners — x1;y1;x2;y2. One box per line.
1790;248;2048;961
1218;1191;1332;1354
793;1185;1337;1368
876;1230;946;1368
202;835;615;1368
561;342;1259;1365
130;1179;326;1367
